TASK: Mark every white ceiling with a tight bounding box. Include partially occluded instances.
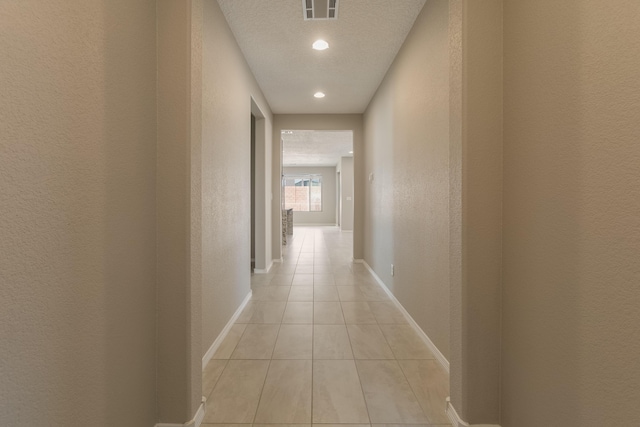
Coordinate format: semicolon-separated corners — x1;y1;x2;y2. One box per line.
282;130;353;166
217;0;426;114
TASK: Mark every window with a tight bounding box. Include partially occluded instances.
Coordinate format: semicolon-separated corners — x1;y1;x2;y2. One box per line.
283;174;322;212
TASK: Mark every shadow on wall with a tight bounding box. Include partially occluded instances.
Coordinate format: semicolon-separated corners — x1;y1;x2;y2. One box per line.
103;1;157;425
502;1;583;425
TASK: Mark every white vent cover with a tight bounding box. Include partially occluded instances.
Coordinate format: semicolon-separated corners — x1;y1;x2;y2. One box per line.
303;0;339;20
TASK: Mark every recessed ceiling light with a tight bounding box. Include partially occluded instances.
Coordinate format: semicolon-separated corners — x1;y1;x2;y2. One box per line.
312;39;329;50
314;92;325;98
349;151;353;154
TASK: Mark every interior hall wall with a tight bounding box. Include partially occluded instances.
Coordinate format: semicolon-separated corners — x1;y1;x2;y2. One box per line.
502;1;640;425
363;0;450;361
201;0;273;361
1;1;157;425
339;157;354;231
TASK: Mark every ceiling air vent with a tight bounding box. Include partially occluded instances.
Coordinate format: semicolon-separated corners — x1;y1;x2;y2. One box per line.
303;0;339;20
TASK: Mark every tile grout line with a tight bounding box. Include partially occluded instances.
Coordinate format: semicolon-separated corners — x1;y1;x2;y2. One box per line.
377;321;432;420
342;304;373;425
251;320;281;424
227;317;250;360
397;358;440;425
202;358;229;403
244;227;446;426
310;245;315;424
360;258;434;425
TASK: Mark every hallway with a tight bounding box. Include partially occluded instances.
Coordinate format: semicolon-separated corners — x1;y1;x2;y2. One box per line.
202;227;450;425
4;1;640;425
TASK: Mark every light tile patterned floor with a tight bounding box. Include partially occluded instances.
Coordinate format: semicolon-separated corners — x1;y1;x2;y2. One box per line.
202;226;450;427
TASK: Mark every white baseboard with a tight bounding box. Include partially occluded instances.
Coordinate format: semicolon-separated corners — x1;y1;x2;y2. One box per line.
294;223;337;226
156;396;206;427
446;398;501;427
202;291;252;370
446;398;469;427
272;257;284;263
360;260;450;373
253;260;274;274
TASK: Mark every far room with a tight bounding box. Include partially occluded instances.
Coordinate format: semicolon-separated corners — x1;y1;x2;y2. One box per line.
281;130;353;235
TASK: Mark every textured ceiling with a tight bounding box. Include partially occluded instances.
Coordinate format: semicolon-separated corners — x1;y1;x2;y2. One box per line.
282;130;353;166
217;0;426;114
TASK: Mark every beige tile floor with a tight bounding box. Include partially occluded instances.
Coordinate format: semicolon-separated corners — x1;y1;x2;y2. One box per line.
202;226;450;427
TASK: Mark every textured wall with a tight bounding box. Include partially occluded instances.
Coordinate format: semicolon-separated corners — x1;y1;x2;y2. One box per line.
272;115;365;260
251;106;273;272
157;0;205;422
448;0;504;423
463;2;503;421
364;0;449;362
201;0;273;358
339;157;355;231
448;0;464;415
283;166;337;225
502;1;640;425
0;1;157;425
363;0;450;359
190;0;204;418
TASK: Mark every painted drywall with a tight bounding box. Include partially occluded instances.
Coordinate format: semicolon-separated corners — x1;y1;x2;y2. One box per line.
502;1;640;425
448;0;464;418
252;99;273;272
339;157;354;231
363;0;450;363
0;1;157;425
273;115;364;261
201;0;273;360
448;0;503;424
283;166;337;225
157;0;205;422
189;0;204;419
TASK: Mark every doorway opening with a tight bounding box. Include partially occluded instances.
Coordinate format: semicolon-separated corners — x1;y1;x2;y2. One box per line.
280;129;354;251
250;114;256;271
251;98;270;273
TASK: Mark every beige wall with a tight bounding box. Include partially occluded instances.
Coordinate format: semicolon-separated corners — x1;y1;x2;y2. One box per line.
502;1;640;425
201;0;273;360
252;100;273;272
283;166;337;225
448;0;503;423
273;115;364;260
339;157;354;231
190;0;204;418
0;1;157;425
363;0;450;362
157;0;205;422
